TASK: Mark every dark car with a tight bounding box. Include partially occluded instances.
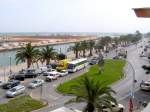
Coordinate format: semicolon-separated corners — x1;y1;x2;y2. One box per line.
47;63;57;69
113;56;119;59
24;69;38;78
9;74;25;81
25;72;38;78
2;80;20;89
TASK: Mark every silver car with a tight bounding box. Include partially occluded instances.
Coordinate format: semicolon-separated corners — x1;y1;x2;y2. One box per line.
140;81;150;91
58;70;68;77
6;85;25;97
102;102;124;112
28;79;44;88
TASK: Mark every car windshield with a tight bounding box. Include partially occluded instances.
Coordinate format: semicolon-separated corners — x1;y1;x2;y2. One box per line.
9;88;16;92
91;59;97;61
27;69;35;73
68;64;74;69
32;80;38;84
49;74;54;76
60;70;66;73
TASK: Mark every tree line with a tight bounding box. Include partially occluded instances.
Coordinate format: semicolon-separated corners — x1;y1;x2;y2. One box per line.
71;31;142;58
15;31;142;68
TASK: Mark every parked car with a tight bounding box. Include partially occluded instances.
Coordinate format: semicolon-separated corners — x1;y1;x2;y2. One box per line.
140;81;150;91
89;59;98;65
102;102;124;112
2;80;20;89
46;64;52;69
113;56;120;59
43;69;56;76
47;63;57;69
0;80;5;87
9;74;25;81
45;71;59;81
57;70;68;77
39;66;48;73
139;54;146;57
6;85;25;98
28;79;44;89
24;69;38;78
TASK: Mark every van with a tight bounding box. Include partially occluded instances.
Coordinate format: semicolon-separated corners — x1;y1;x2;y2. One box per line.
39;66;48;73
6;85;25;97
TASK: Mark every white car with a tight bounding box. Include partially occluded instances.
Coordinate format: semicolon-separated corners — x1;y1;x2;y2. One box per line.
43;69;56;76
6;85;25;97
45;71;59;81
140;81;150;91
28;79;44;88
102;102;124;112
57;70;68;77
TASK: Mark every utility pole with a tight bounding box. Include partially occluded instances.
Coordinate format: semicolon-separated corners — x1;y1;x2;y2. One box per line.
4;67;6;82
40;84;43;100
9;56;12;75
127;60;136;112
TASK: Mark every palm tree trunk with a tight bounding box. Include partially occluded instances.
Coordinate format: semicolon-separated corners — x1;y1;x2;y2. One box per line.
89;48;93;56
87;103;94;112
75;50;78;58
27;58;32;68
83;50;86;57
46;58;50;65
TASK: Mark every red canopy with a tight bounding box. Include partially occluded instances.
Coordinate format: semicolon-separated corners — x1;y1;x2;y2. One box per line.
133;7;150;18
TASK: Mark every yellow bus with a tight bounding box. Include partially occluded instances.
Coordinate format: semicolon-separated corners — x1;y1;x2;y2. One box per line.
56;59;70;71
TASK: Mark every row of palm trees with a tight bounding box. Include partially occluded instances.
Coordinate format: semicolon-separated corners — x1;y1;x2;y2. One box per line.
71;37;114;59
71;40;95;58
15;40;97;68
71;33;142;59
16;43;56;68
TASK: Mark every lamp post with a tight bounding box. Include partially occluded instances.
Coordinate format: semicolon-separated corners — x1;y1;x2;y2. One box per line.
9;56;12;75
127;60;136;112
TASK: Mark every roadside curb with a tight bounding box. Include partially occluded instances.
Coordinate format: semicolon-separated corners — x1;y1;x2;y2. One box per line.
30;91;49;112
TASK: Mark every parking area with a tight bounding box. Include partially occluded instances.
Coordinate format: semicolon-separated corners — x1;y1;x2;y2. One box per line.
0;63;91;104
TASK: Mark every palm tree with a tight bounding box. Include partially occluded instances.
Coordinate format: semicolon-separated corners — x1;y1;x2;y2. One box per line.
94;43;103;53
80;41;87;57
88;40;95;56
66;76;117;112
39;45;56;65
71;42;81;58
15;43;39;68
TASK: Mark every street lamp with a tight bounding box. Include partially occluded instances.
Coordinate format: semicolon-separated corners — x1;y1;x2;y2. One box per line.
127;60;136;112
9;56;12;75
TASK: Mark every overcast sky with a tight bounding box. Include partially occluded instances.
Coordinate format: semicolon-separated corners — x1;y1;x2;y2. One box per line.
0;0;150;33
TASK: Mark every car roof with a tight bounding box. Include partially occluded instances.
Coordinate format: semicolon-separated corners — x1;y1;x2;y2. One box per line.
142;81;150;84
49;71;58;74
12;85;25;89
9;80;20;83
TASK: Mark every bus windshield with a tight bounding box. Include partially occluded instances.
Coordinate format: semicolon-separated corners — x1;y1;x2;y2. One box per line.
68;64;74;69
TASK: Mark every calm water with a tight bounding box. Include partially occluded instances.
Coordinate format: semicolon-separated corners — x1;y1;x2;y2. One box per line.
0;43;74;67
